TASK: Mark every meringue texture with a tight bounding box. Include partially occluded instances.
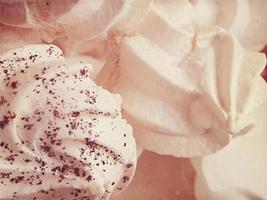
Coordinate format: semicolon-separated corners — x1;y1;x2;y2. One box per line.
0;0;266;199
192;91;267;200
190;0;267;50
97;0;267;157
0;44;136;200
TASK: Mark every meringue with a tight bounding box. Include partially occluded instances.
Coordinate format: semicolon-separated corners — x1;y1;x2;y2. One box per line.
190;0;267;50
0;0;129;56
0;44;136;200
98;0;266;157
192;89;267;200
0;24;44;54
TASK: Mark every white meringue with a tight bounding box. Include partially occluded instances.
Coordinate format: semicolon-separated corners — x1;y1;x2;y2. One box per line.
96;0;266;157
192;88;267;200
0;44;136;200
106;20;266;157
0;0;129;56
190;0;267;50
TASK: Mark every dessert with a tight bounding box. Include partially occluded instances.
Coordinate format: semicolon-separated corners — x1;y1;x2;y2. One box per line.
0;0;129;56
0;0;266;199
0;24;44;54
190;0;267;50
0;44;136;199
97;0;266;157
113;27;265;157
192;92;267;200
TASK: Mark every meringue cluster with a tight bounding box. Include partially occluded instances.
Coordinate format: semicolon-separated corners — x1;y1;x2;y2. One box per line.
0;0;266;200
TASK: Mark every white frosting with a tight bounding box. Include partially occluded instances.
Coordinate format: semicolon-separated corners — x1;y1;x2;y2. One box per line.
0;44;136;200
99;0;267;157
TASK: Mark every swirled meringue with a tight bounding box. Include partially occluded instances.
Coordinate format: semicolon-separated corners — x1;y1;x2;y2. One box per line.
192;90;267;200
190;0;267;50
97;0;266;157
0;44;136;200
